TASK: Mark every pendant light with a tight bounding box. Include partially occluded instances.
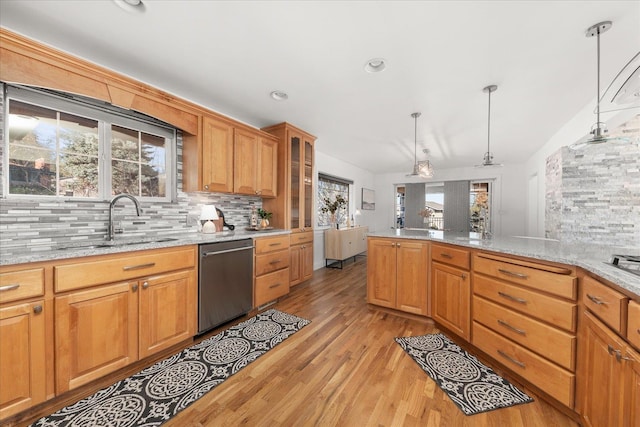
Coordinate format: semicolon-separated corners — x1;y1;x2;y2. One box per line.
570;21;629;149
406;112;434;178
475;85;503;167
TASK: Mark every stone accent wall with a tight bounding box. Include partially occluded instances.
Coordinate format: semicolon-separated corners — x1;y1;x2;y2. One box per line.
0;95;262;253
545;138;640;246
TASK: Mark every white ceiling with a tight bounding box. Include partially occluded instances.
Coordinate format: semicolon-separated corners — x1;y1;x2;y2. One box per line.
1;0;639;174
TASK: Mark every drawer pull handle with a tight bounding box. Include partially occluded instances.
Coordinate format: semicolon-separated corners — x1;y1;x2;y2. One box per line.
33;305;43;314
497;319;526;335
497;350;526;368
498;269;528;279
123;262;156;271
269;260;282;265
440;253;453;259
269;243;282;247
497;291;527;304
269;283;282;289
587;294;606;305
616;351;633;362
0;284;20;292
607;345;616;356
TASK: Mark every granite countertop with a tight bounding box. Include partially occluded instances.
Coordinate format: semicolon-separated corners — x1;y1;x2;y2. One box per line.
0;229;291;267
368;229;640;298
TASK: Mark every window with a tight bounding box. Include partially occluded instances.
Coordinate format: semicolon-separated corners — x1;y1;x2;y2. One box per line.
317;173;352;226
5;85;175;200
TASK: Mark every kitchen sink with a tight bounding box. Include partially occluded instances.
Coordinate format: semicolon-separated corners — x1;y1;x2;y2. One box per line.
57;237;179;250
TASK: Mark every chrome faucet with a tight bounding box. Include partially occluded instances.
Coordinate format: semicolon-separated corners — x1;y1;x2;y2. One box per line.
108;194;141;241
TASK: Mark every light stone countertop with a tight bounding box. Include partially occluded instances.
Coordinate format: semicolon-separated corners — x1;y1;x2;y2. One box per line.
368;229;640;298
0;229;291;266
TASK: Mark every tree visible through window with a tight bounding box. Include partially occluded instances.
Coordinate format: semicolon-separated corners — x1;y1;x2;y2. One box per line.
6;86;174;200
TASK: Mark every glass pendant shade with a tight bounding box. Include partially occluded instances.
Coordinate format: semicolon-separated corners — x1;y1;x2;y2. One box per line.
407;112;434;178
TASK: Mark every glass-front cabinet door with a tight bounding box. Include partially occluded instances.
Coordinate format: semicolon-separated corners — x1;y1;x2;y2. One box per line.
289;134;301;230
303;138;314;229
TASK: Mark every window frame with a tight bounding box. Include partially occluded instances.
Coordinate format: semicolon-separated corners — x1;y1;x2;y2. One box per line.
3;85;176;202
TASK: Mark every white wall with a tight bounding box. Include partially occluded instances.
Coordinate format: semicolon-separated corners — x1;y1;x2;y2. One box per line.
523;99;638;237
373;165;527;238
313;150;376;270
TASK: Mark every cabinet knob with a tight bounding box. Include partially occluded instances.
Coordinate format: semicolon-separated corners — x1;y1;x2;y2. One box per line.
132;283;139;292
33;305;43;314
142;281;149;289
204;184;209;190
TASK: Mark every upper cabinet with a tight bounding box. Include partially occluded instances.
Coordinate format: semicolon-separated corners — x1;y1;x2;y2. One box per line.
261;123;316;232
183;115;278;197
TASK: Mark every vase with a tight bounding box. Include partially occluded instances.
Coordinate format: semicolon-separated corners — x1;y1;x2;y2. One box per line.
260;219;269;229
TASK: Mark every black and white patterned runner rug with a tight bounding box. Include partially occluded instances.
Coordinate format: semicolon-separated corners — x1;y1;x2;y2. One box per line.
395;333;533;416
32;309;310;427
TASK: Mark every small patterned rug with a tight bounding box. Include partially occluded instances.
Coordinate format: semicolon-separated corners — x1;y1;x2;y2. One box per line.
32;309;310;426
395;333;533;416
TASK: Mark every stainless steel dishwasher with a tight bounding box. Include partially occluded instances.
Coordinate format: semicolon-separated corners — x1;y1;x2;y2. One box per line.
198;239;253;334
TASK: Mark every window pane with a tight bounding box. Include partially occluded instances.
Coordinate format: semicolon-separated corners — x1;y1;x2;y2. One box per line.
112;125;140;162
58;112;99;197
140;133;166;197
112;160;140;195
8;146;57;195
317;175;349;226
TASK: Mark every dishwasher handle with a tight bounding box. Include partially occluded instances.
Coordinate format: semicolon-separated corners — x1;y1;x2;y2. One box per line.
201;246;253;257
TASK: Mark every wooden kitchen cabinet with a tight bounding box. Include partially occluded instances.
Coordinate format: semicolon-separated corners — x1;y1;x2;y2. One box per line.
472;252;578;408
234;129;278;197
367;237;428;315
290;231;313;286
579;311;639;427
254;235;290;306
54;246;197;393
432;262;470;340
201;114;234;193
184;114;278;196
0;300;46;419
55;281;138;394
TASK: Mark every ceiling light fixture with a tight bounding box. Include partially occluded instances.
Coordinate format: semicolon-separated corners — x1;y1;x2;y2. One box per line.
570;21;630;149
406;112;434;178
270;90;288;101
113;0;145;13
475;85;503;167
364;58;386;73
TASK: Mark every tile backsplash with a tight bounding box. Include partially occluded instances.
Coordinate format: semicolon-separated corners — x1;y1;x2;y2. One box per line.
0;103;262;253
545;137;640;246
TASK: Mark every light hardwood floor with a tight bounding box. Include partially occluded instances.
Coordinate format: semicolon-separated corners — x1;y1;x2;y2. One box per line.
168;256;578;427
10;256;579;427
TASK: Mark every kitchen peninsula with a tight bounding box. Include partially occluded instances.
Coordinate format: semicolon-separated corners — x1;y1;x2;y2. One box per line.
366;229;640;425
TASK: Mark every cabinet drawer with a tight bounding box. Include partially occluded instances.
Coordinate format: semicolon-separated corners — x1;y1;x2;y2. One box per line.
255;235;290;254
473;254;577;300
629;300;640;351
582;275;628;334
55;246;196;292
473;322;575;408
255;268;290;306
474;296;576;371
431;244;470;270
290;231;313;246
473;274;577;332
0;268;45;303
255;249;290;276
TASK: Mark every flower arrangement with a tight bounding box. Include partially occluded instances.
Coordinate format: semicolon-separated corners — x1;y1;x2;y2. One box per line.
419;207;434;218
257;208;272;220
320;194;347;215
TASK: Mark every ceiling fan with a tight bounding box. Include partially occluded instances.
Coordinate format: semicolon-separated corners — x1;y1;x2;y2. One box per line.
407;112;434;178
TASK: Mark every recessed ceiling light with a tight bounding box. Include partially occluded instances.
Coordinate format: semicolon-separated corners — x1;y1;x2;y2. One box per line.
113;0;145;13
364;58;387;73
270;91;288;101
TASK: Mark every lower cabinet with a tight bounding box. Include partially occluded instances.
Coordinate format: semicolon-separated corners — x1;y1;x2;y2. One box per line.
432;262;470;340
254;235;290;307
366;238;428;315
55;270;195;393
0;300;46;419
290;232;313;286
579;311;639;427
